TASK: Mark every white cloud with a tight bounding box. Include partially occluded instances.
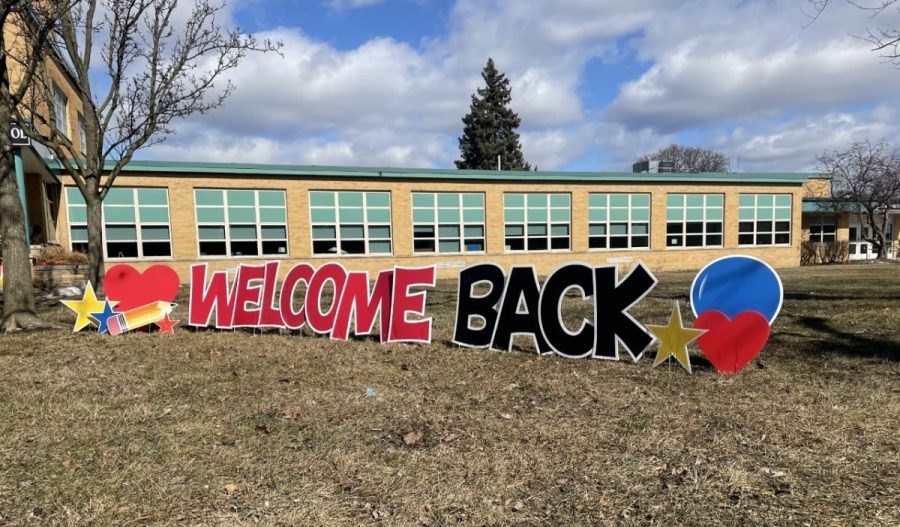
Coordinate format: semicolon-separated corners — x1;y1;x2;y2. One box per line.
328;0;385;9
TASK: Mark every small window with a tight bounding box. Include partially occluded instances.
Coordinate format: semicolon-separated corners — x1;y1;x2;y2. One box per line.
809;215;836;243
739;194;792;246
666;194;724;248
412;192;485;254
588;193;650;250
53;85;69;137
503;193;571;252
309;191;391;256
77;114;86;155
194;189;289;258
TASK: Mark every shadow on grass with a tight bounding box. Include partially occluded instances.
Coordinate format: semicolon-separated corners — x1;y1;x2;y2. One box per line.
795;316;900;362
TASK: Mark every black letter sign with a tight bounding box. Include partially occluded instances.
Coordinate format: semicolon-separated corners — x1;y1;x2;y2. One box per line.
539;263;595;358
491;266;551;354
453;264;505;347
593;263;657;361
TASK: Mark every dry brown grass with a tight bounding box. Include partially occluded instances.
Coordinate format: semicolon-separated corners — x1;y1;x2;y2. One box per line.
0;264;898;526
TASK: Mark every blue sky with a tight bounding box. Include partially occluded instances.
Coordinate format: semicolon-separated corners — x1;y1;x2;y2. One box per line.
144;0;900;172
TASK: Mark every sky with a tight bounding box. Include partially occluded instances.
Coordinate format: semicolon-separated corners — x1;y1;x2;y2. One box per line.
141;0;900;172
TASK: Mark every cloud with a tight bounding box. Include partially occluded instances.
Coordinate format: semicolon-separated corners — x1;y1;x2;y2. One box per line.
327;0;385;10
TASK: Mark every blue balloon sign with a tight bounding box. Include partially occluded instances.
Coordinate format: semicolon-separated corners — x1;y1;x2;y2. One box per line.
690;255;783;324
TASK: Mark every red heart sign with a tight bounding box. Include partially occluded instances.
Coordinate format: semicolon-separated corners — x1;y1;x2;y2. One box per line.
694;310;770;374
104;264;180;311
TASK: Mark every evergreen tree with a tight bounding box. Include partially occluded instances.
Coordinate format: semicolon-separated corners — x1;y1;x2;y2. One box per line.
456;58;531;170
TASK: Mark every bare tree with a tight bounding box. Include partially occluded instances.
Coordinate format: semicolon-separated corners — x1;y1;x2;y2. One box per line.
634;144;728;173
0;1;74;331
817;140;900;259
15;0;280;289
807;1;900;63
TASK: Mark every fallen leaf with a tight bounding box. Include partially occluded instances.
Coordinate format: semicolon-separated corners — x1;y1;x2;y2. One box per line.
404;431;424;446
224;484;238;494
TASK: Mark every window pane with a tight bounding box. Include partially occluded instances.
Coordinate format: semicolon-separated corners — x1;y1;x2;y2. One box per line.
227;190;255;206
71;226;88;242
338;192;363;207
261;226;287;240
107;225;136;240
438;209;460;223
258;191;285;206
439;240;461;253
340;225;365;239
505;225;524;237
107;242;138;258
199;226;226;240
259;208;286;223
200;241;226;256
463;225;484;237
137;188;167;205
368;226;391;239
463;209;485;223
104;206;135;222
311;208;336;223
551;224;569;236
230;225;257;240
309;192;334;207
368;240;391;254
437;193;458;207
504;194;524;207
414;225;434;237
141;226;170;240
68;207;87;223
462;193;484;207
412;193;433;207
262;240;288;255
66;187;85;206
105;188;133;205
229;207;256;223
413;209;434;223
340;208;364;222
196;190;223;206
141;242;171;257
197;208;225;223
366;192;390;207
312;226;336;240
230;241;259;256
139;207;169;223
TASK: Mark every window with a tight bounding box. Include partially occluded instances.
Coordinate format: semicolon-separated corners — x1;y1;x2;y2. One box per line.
66;187;172;259
412;192;485;254
739;194;792;246
78;114;86;155
53;84;68;137
195;189;289;257
588;193;650;250
809;215;836;243
504;193;570;252
666;194;723;248
309;191;391;255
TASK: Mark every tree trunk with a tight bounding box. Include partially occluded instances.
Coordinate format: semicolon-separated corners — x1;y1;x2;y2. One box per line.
85;188;105;292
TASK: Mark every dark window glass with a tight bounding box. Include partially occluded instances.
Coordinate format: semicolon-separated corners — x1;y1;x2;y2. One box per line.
633;236;649;248
230;241;258;257
414;226;434;239
610;237;628;249
707;222;722;233
774;233;790;245
775;221;790;232
313;240;336;254
705;235;722;246
757;234;773;245
72;243;89;254
107;242;138;258
667;223;683;234
550;237;569;250
686;222;703;234
142;242;171;257
686;235;704;247
464;239;485;252
668;236;683;247
506;238;525;251
414;240;435;252
341;240;366;254
528;238;548;251
756;221;773;233
738;234;754;245
262;240;287;255
739;222;753;232
589;237;606;249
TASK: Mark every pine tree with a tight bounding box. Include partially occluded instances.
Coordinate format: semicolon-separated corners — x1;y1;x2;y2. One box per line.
456;58;531;170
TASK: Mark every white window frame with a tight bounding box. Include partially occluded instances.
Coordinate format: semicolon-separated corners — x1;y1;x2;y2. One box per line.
411;192;486;255
77;114;86;155
194;189;290;259
65;186;173;261
738;194;792;247
809;215;837;243
503;192;571;253
588;193;651;251
53;84;69;137
309;190;393;257
665;193;724;249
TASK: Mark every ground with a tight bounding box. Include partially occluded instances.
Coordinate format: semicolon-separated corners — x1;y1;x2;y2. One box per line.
0;264;898;526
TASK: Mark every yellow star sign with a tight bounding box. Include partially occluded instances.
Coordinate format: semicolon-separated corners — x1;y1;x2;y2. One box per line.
648;301;706;374
61;282;106;332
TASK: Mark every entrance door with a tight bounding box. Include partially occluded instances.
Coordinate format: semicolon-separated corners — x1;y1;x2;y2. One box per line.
849;221;877;260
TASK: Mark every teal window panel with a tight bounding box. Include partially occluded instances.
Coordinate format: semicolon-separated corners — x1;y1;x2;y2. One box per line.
504;193;524;207
312;226;335;240
527;194;547;207
197;208;225;223
610;223;628;235
195;189;223;206
610;194;629;207
68;207;87;223
707;194;724;207
775;207;791;220
464;226;484;237
437;193;458;207
227;190;255;206
550;209;569;222
261;226;287;240
610;209;629;222
104;206;136;222
412;193;433;207
758;208;773;220
589;210;607;222
438;209;460;223
527;208;548;222
438;225;460;238
70;226;88;242
707;208;723;221
66;187;85;206
551;225;569;236
775;194;791;207
309;192;334;207
528;224;547;236
758;194;774;207
311;208;336;223
340;208;364;223
686;194;704;207
439;240;460;253
137;188;167;205
505;225;524;236
666;194;683;207
505;208;524;222
105;188;134;205
463;209;484;223
107;225;136;240
633;224;649;235
412;209;434;223
739;195;755;207
367;209;391;223
631;194;650;208
739;208;755;221
230;225;257;240
199;226;226;240
667;208;684;221
589;194;607;208
589;225;606;236
368;226;391;238
228;207;256;223
462;193;483;207
139;207;169;223
340;225;365;238
141;226;170;240
366;192;390;207
414;225;434;236
368;240;391;254
632;208;650;221
338;192;363;207
259;208;286;223
257;191;285;207
550;194;569;207
686;208;704;221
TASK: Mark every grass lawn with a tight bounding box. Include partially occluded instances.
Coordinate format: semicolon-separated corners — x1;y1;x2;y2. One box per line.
0;264;898;526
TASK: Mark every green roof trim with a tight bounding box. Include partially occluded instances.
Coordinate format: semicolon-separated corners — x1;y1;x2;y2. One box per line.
46;158;814;184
